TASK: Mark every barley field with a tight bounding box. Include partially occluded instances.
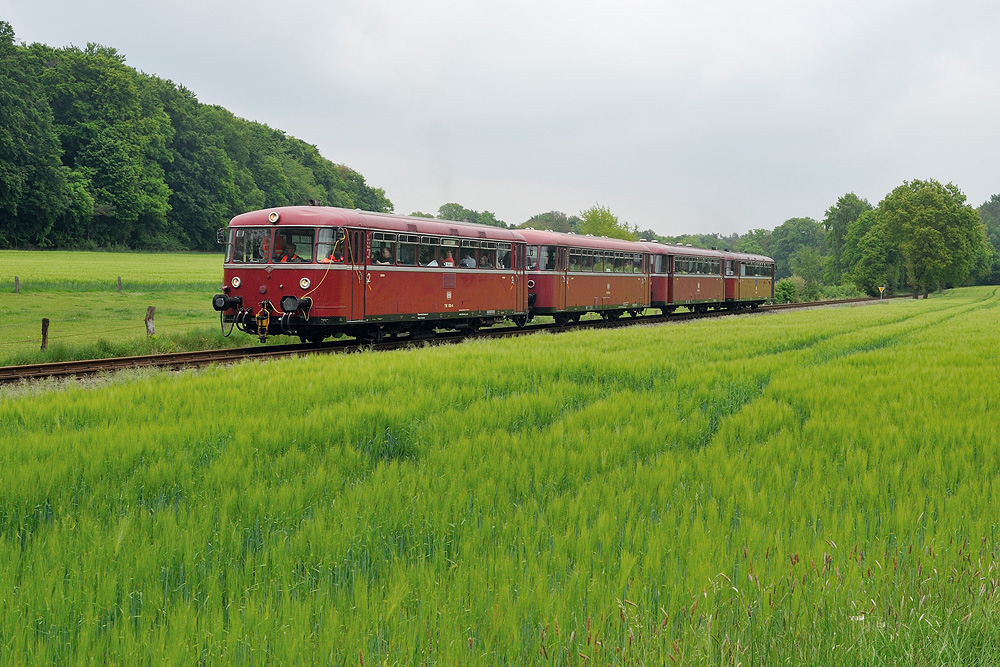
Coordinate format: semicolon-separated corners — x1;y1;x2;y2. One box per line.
0;286;997;665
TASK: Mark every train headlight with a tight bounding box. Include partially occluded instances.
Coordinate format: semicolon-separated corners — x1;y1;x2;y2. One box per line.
268;211;280;224
299;277;311;289
231;276;241;288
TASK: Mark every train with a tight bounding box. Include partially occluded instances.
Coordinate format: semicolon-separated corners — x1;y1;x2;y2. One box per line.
211;205;776;343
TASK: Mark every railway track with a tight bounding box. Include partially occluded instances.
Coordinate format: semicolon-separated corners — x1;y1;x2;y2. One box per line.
0;297;886;385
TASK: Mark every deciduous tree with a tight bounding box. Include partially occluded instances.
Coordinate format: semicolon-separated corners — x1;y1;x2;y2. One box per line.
879;179;987;297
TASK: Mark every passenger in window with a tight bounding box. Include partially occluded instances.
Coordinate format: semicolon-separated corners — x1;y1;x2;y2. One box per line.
271;235;287;262
443;249;456;267
461;252;477;268
374;246;392;265
320;246;344;263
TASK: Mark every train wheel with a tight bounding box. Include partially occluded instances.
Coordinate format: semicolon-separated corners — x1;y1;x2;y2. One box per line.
512;315;528;328
299;334;326;344
553;314;571;327
605;310;621;322
358;326;383;344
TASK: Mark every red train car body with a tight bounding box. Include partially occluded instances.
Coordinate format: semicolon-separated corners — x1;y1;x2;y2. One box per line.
517;229;651;324
212;206;776;341
213;206;527;342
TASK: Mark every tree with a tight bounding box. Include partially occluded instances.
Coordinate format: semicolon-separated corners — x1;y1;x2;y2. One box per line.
769;217;825;279
842;209;903;296
0;21;69;247
978;194;1000;284
436;203;508;228
578;204;637;241
734;228;771;256
823;193;872;283
789;246;824;301
519;211;572;233
879;179;987;297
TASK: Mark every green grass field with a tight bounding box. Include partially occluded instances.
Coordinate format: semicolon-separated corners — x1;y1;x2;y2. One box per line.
1;286;997;664
0;250;240;365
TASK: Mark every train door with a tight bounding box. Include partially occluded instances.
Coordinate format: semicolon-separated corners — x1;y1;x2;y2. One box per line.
514;243;526;314
347;229;367;321
555;246;568;310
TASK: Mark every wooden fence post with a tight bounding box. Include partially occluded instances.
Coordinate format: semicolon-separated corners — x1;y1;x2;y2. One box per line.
118;276;123;292
14;276;19;294
41;318;49;351
145;307;156;337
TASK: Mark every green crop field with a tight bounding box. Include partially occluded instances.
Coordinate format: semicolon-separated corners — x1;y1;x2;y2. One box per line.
1;287;998;665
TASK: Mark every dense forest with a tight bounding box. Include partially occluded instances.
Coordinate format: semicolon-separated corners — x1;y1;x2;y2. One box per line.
0;21;391;251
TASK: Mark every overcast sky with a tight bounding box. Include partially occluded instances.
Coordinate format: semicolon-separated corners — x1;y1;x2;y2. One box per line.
5;0;1000;235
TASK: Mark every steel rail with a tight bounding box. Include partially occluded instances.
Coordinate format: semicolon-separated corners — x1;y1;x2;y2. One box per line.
0;296;887;385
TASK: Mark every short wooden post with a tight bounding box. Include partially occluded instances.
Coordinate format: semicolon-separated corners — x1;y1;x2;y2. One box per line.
41;318;49;351
118;276;123;292
144;306;156;337
14;276;19;294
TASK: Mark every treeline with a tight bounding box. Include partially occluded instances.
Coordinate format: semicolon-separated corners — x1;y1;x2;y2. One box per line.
483;182;998;299
0;21;391;252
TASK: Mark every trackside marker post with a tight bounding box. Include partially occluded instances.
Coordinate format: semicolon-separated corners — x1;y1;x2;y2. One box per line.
879;286;886;301
41;318;49;351
145;307;156;336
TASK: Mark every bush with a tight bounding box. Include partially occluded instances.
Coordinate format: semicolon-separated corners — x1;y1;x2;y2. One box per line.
774;276;804;303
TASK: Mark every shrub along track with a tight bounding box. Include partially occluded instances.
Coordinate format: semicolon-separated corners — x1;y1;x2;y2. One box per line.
0;297;885;384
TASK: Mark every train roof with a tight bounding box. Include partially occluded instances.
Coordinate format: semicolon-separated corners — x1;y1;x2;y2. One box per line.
229;206;525;242
516;228;652;252
642;242;726;259
229;206;775;263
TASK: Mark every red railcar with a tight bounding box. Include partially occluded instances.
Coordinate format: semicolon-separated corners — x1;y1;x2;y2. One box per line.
212;205;776;341
647;243;726;313
647;243;775;313
517;229;651;325
212;206;528;342
721;250;775;307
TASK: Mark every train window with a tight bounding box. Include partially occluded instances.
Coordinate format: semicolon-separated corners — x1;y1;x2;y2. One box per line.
420;237;441;266
538;246;558;271
397;234;419;266
316;227;346;263
460;239;479;268
496;242;511;269
526;245;538;270
480;241;497;269
592;252;604;273
440;238;459;267
268;228;314;263
230;227;272;264
372;232;395;265
612;252;624;273
726;260;735;276
634;254;644;273
569;249;582;272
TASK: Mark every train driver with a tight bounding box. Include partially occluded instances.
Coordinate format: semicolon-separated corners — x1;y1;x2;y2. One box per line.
278;243;300;263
